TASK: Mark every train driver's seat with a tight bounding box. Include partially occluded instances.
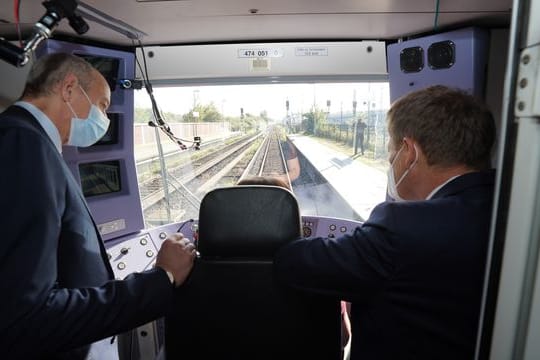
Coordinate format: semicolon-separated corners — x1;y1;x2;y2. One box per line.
164;185;342;360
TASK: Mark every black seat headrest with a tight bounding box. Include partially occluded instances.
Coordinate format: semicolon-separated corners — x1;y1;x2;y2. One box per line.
198;185;302;258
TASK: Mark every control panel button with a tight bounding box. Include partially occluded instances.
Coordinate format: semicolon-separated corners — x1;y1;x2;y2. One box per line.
117;262;126;270
329;224;336;231
328;233;335;238
159;232;167;240
120;247;129;255
107;253;112;260
340;226;347;233
146;250;154;257
140;237;148;245
303;226;312;237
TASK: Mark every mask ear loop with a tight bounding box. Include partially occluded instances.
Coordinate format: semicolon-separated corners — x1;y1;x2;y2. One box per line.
390;136;408;167
390;144;405;167
65;101;79;120
395;143;419;188
78;85;93;104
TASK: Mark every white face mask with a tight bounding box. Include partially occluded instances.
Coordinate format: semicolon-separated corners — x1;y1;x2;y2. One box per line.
387;143;419;201
66;86;110;147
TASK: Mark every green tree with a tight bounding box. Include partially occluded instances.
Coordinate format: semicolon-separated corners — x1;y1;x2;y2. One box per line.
162;111;184;123
302;107;326;134
135;107;185;124
134;107;154;123
183;102;222;122
260;110;270;126
228;113;268;133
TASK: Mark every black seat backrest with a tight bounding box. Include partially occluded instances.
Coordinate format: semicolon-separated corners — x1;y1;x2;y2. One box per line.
165;185;342;360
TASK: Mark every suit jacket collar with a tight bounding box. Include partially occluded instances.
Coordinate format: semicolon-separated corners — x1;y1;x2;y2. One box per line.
431;169;495;200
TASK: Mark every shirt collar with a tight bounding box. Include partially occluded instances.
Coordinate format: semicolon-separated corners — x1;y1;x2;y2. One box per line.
426;175;461;200
15;101;63;153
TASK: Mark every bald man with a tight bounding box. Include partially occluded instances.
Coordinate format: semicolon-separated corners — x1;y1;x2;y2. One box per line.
0;53;196;359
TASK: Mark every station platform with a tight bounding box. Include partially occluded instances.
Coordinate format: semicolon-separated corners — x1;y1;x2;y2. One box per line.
289;134;388;221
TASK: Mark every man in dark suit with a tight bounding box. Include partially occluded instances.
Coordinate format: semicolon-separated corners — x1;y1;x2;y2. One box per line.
355;119;367;155
0;53;196;359
274;85;496;360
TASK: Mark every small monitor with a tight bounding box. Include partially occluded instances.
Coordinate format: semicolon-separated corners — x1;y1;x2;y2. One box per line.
75;53;120;91
79;160;122;198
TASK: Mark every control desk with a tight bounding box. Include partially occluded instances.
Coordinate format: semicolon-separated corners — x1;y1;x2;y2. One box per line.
105;216;363;278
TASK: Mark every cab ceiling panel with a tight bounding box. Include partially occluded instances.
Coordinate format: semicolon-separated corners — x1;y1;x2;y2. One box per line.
0;0;512;46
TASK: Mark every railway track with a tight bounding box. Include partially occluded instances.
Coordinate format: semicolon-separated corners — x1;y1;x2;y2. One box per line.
140;134;262;210
140;127;290;224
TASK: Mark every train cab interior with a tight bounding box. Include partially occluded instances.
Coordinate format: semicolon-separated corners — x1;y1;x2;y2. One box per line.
0;0;539;359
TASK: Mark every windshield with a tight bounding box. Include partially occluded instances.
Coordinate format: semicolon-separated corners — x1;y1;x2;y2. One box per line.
134;82;390;227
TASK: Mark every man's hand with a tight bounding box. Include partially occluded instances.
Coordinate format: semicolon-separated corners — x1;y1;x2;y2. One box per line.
155;233;197;286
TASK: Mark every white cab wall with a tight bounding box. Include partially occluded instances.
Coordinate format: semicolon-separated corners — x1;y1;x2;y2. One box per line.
0;57;32;111
489;0;540;357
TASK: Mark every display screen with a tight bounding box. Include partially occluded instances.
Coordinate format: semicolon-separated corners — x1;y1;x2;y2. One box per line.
79;160;122;197
92;113;119;146
75;53;120;91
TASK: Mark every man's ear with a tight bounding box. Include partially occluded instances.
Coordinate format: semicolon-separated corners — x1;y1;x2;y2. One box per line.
60;73;78;102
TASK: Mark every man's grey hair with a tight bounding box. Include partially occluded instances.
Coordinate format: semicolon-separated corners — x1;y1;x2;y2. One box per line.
22;53;95;98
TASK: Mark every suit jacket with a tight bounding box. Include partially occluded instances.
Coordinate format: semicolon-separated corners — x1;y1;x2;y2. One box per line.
274;170;495;360
0;106;173;359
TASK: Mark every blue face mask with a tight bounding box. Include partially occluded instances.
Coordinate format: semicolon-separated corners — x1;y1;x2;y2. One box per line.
66;86;110;147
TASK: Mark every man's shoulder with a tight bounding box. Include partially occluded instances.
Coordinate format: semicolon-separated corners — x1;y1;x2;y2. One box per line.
0;108;58;163
0;106;49;140
432;170;496;200
1;104;32;119
365;197;466;226
365;181;493;235
1;104;34;117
